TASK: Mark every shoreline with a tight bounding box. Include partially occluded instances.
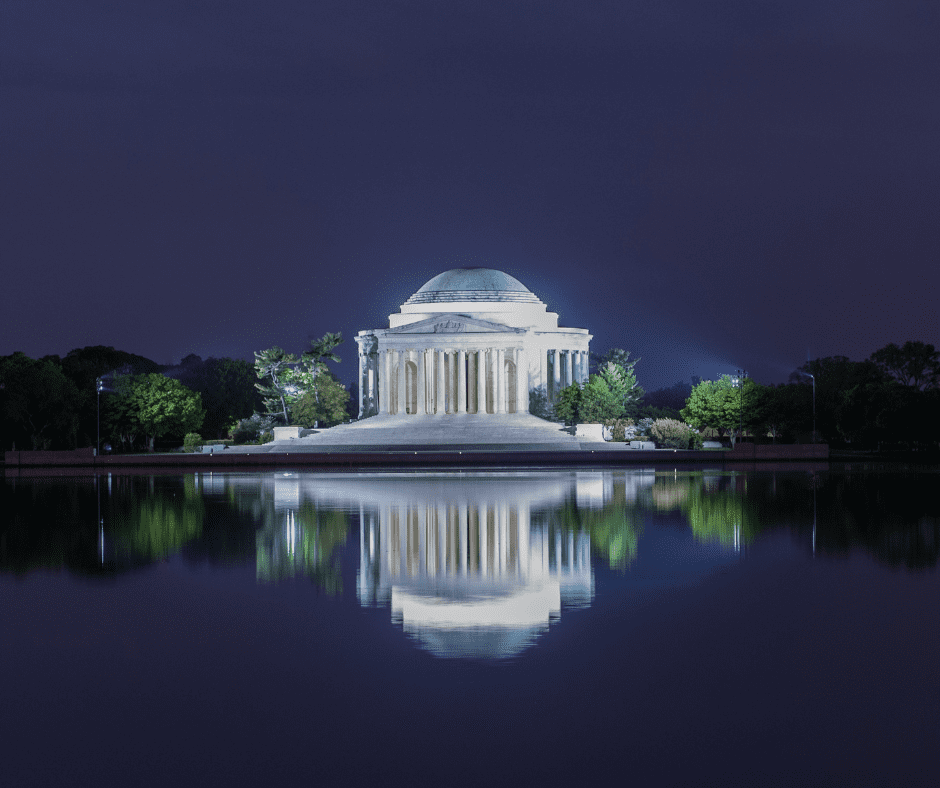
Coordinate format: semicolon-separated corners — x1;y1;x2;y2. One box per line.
4;443;830;471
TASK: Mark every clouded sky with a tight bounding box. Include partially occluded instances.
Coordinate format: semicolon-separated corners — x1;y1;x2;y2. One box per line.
3;1;938;390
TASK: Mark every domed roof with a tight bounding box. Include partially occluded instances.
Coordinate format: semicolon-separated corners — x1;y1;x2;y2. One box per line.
405;268;543;305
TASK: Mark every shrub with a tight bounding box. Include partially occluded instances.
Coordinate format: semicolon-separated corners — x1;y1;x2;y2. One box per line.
230;413;276;444
650;418;694;449
605;418;634;442
636;417;655;437
183;432;202;453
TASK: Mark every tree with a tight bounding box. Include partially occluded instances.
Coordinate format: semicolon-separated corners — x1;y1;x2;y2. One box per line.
791;356;886;444
254;347;298;424
553;383;583;426
291;374;350;428
869;341;940;391
592;350;644;417
254;333;344;425
681;375;759;447
286;332;345;421
0;352;81;450
58;345;161;446
107;374;204;451
169;356;262;438
580;373;623;423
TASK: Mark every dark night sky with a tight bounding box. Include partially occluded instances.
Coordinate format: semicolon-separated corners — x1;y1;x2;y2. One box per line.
2;1;938;391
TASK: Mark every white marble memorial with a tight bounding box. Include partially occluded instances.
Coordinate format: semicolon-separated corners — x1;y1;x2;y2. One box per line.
355;268;592;419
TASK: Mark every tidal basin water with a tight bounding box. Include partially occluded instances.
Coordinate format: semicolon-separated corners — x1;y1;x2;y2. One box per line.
2;466;938;787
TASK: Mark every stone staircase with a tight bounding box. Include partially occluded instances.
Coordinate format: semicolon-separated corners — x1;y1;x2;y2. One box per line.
242;413;581;451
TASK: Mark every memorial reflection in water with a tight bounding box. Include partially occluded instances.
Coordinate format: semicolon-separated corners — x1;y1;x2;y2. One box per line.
254;470;658;657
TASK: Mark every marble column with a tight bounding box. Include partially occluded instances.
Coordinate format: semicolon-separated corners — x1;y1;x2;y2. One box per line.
397;350;406;415
448;352;457;414
357;351;364;418
566;350;573;389
457;349;467;413
380;349;391;415
538;347;547;395
435;348;445;415
552;349;561;398
515;347;527;414
458;503;468;575
495;348;504;414
417;349;426;415
480;504;489;576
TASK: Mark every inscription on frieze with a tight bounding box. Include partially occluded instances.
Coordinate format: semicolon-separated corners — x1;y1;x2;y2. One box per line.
432;321;467;333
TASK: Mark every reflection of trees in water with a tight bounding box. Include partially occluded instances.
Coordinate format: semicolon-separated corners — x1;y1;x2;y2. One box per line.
0;477;103;574
255;502;349;593
111;475;204;558
542;476;645;569
810;471;940;569
2;470;937;579
648;474;761;548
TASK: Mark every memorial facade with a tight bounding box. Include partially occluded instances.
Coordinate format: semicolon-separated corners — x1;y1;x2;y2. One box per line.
355;268;592;418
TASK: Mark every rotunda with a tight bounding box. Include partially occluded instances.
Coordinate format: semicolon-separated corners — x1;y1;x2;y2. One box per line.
355;268;592;418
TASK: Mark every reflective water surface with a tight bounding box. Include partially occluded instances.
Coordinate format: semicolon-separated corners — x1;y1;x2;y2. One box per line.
2;466;938;787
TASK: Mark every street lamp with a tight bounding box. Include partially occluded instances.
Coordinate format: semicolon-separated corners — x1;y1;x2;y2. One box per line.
732;369;747;447
797;371;816;443
96;376;104;456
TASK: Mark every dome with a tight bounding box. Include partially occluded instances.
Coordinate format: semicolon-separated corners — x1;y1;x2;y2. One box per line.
405;268;543;305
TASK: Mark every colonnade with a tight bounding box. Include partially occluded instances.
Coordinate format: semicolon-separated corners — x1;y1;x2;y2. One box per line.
542;348;590;399
370;347;529;416
358;344;591;417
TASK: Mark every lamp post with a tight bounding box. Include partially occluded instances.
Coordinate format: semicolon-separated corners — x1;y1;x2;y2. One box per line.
797;371;816;443
732;369;747;447
96;376;104;456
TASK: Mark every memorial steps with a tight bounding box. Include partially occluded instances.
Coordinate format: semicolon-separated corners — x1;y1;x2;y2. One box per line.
238;413;581;451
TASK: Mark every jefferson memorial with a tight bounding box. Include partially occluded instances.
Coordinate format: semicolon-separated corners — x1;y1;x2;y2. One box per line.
355;268;592;418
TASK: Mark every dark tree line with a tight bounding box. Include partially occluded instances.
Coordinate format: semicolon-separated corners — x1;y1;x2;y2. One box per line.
645;341;940;449
0;346;263;451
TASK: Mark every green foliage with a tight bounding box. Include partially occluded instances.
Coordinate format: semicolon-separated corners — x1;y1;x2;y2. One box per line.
106;373;204;451
592;350;644;417
183;432;203;452
681;375;758;447
230;413;276;444
291;374;350;428
254;347;298;424
606;418;634;442
650;418;693;449
254;333;344;426
682;485;761;548
580;372;623;424
172;356;262;439
553;383;583;425
112;476;204;558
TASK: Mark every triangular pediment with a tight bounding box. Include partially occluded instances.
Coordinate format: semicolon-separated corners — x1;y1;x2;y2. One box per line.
388;314;525;335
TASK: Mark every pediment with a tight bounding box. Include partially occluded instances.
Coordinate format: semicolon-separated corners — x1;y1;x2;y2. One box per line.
388;315;525;335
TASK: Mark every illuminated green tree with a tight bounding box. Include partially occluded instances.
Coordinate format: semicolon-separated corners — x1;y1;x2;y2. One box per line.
106;373;204;451
681;375;759;446
291;374;350;428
